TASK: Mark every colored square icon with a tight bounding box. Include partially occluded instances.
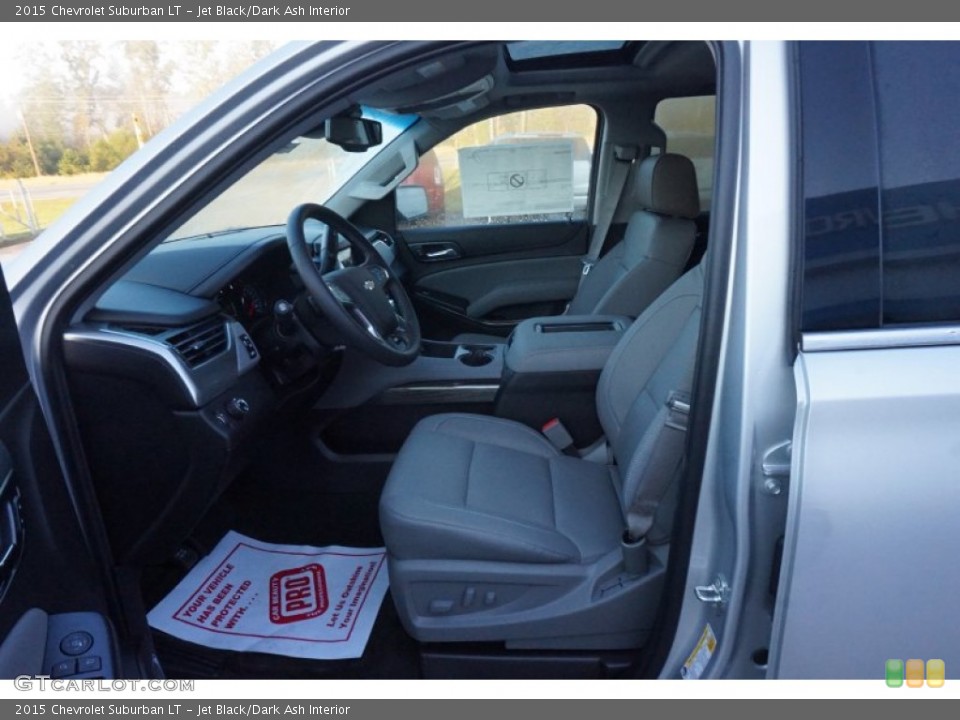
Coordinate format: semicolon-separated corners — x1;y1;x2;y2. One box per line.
906;658;925;687
926;659;945;688
886;659;904;687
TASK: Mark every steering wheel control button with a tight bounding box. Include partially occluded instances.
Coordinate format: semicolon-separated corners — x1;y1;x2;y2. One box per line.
78;656;102;674
52;660;77;678
226;397;250;420
60;631;94;656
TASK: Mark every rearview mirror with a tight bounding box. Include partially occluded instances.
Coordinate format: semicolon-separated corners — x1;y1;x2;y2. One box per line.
324;116;383;152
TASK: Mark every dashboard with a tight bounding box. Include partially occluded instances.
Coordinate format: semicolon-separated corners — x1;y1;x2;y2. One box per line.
218;281;271;323
61;222;399;565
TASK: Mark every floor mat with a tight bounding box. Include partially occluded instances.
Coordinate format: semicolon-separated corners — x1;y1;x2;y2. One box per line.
148;531;389;661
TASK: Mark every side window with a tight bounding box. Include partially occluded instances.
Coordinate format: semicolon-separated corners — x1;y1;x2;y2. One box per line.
872;42;960;326
800;41;960;331
397;105;597;229
654;95;716;212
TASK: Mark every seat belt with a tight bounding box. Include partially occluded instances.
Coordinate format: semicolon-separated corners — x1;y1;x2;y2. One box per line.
622;391;691;542
580;144;640;283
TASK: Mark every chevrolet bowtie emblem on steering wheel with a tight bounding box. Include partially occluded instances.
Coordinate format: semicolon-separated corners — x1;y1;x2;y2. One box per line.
363;280;376;291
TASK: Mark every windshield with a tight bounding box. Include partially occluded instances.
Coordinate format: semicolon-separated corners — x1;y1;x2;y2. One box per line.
166;108;416;241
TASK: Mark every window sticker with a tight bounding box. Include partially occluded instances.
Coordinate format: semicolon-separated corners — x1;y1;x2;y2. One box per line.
458;141;574;218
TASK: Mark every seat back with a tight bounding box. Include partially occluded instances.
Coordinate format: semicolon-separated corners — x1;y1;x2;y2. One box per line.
568;153;700;319
595;263;704;525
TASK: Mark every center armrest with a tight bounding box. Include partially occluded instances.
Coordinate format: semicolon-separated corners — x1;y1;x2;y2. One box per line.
505;314;631;374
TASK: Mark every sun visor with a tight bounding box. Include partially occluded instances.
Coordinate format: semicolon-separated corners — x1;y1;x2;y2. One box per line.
358;46;499;114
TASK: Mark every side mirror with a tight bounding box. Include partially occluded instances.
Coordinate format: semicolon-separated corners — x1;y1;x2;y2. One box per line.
396;186;429;221
324;116;383;152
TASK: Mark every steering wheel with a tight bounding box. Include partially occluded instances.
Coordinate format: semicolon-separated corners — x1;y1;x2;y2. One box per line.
286;203;421;367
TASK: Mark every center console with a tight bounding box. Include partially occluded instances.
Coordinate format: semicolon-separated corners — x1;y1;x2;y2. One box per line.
494;314;631;446
317;315;630;456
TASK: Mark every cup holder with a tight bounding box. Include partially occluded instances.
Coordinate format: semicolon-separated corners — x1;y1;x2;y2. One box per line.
456;344;495;367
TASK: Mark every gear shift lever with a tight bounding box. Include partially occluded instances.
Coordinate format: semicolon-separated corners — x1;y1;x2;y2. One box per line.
274;299;297;337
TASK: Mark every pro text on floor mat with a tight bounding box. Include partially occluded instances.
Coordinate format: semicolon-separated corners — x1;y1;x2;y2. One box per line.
148;531;389;660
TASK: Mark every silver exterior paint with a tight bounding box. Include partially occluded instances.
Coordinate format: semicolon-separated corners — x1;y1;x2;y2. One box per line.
663;42;796;679
770;344;960;677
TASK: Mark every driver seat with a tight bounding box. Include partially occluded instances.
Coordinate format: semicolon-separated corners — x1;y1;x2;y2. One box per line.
379;263;704;649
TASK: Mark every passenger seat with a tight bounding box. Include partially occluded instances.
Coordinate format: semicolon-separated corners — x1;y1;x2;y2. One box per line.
454;153;700;345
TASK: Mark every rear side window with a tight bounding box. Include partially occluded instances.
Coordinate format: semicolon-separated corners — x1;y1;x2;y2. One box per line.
654;95;715;212
800;41;960;331
397;105;597;229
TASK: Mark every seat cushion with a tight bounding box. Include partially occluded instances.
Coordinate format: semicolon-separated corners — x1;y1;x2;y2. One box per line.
380;414;624;565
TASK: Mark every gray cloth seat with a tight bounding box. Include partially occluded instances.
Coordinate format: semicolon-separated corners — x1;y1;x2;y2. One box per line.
452;153;700;345
381;414;625;565
380;264;704;649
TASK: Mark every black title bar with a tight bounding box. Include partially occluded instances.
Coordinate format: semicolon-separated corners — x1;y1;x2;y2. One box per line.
6;1;960;21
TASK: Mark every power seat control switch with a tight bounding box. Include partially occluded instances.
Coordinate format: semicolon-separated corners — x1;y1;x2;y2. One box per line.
60;631;94;656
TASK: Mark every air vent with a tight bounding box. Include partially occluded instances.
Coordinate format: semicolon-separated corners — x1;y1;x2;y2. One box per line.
166;318;229;368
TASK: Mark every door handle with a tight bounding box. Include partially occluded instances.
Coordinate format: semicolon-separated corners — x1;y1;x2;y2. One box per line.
414;243;461;262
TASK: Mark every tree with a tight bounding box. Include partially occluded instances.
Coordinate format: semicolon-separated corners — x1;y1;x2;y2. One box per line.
174;40;279;103
0;136;40;178
16;43;70;144
6;39;281;178
122;41;172;136
35;139;65;176
59;41;114;148
88;130;138;172
58;148;90;175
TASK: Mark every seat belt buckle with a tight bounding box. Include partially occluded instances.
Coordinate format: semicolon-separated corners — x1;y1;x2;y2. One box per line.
666;391;691;432
542;418;576;454
581;258;595;276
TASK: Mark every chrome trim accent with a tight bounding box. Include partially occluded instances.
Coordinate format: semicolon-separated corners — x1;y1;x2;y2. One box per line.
761;440;792;480
63;317;251;408
695;575;731;607
351;307;382;340
377;383;500;405
65;328;205;406
801;325;960;353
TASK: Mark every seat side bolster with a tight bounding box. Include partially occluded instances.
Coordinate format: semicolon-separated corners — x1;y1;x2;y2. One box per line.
380;497;580;563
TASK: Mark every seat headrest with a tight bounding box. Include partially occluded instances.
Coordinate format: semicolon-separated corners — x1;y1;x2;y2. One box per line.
636;153;700;220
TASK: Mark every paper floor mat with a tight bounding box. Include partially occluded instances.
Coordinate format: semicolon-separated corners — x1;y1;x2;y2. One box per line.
148;531;388;660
